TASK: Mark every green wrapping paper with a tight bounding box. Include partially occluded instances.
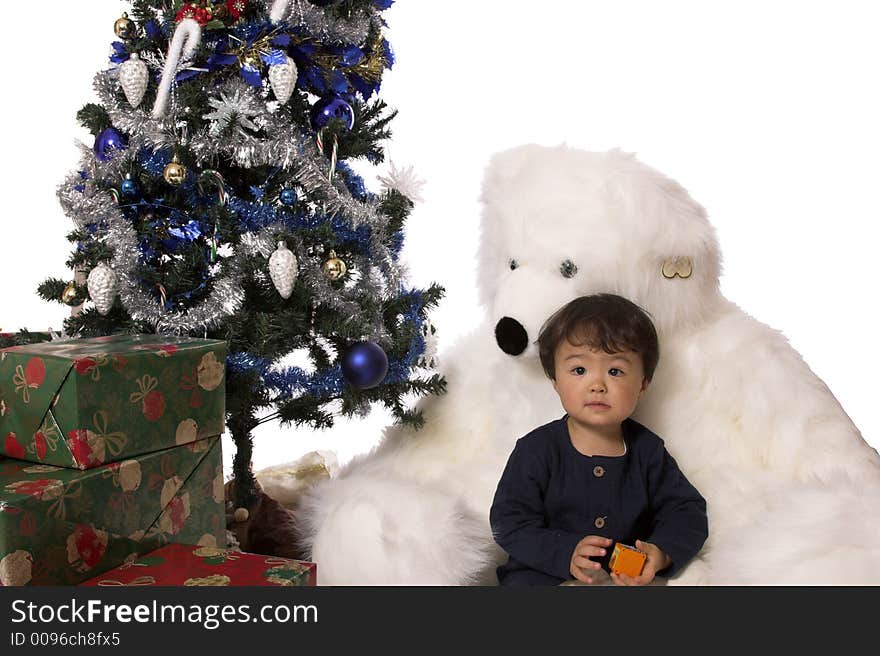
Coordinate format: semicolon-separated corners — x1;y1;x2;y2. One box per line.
0;436;225;586
0;334;226;469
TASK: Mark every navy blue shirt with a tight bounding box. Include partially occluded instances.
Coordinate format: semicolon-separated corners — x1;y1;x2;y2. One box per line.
490;415;708;585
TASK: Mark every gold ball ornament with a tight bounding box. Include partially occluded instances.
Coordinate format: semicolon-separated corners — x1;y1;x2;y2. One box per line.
61;282;78;305
322;250;347;281
233;508;249;523
164;157;188;186
114;13;135;39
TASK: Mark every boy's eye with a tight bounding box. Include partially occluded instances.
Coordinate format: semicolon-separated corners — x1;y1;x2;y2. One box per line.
509;259;519;271
572;367;586;375
609;368;624;376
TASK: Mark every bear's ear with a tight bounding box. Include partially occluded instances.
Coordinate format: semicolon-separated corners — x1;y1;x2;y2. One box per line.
479;144;544;206
477;145;546;310
604;154;723;333
477;144;617;310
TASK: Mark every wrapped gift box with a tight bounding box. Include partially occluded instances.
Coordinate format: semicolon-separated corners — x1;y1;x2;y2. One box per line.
0;436;225;586
0;334;226;468
80;543;317;587
0;331;58;350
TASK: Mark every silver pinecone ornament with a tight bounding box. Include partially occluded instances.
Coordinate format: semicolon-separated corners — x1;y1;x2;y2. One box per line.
87;263;119;316
269;241;299;299
119;53;149;108
268;56;298;105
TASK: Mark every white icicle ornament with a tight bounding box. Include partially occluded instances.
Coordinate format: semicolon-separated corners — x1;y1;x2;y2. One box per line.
119;53;149;108
87;263;119;316
269;241;299;299
268;56;298;105
418;319;439;369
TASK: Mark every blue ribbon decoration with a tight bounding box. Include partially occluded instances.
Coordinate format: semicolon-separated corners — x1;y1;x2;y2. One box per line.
110;41;130;64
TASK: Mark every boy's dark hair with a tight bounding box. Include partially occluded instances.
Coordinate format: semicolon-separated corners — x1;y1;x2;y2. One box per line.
537;294;659;382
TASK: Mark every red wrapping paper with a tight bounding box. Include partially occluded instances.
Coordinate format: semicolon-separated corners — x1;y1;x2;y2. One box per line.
79;543;316;586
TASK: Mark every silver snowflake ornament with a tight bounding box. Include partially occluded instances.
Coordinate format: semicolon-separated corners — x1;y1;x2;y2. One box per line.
203;86;263;137
377;161;426;204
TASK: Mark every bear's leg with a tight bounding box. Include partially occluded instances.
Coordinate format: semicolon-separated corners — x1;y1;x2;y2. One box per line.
297;472;496;585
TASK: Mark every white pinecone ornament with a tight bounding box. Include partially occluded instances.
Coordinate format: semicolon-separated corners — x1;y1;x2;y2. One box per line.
268;241;299;299
268;56;298;105
119;53;149;108
87;263;119;316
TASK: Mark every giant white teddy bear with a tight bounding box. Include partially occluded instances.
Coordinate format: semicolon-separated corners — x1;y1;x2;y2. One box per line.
297;145;880;585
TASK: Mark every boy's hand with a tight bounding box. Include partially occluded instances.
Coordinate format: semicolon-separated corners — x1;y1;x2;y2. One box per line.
569;535;613;584
610;540;671;586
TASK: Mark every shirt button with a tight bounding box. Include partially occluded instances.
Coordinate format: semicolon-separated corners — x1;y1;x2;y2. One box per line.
594;517;606;529
593;466;605;478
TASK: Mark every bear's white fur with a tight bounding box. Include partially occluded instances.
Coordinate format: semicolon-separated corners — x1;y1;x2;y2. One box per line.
298;145;880;585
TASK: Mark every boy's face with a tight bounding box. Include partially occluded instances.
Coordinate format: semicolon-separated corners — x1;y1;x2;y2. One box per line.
551;339;648;437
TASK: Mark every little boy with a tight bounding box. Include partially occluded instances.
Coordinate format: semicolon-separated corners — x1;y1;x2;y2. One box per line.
490;294;708;586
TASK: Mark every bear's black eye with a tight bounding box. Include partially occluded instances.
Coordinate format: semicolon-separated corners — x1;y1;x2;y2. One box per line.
560;260;578;278
509;259;519;271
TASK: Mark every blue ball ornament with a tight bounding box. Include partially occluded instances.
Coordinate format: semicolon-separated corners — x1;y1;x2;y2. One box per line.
121;178;139;198
310;96;355;133
280;189;298;207
342;341;389;390
94;128;128;162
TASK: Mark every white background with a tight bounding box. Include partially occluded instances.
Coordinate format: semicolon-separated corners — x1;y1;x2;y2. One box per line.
1;1;877;477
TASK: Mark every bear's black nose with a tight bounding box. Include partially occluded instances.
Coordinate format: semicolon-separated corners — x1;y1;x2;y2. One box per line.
495;317;529;356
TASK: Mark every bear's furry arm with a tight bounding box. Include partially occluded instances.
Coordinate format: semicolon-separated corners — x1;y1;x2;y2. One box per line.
489;439;583;580
644;439;709;577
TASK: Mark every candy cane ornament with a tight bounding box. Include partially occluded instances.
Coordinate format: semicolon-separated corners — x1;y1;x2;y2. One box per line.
152;19;203;119
270;0;293;24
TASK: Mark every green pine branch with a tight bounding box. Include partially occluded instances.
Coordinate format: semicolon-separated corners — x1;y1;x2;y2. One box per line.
129;0;160;24
337;99;397;164
275;396;336;430
63;306;147;338
77;104;112;136
380;190;414;234
37;278;87;307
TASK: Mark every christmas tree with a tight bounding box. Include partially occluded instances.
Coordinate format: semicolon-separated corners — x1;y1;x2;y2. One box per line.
38;0;445;508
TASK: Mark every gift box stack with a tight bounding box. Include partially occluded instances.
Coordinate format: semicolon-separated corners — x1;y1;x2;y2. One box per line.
0;334;228;586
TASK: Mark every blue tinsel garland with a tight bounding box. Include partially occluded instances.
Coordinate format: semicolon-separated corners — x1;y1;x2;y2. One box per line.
228;288;429;398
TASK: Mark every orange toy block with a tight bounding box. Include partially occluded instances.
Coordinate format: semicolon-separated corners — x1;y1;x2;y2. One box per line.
609;542;647;578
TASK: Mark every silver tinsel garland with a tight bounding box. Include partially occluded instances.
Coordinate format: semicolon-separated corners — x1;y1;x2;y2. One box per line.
260;0;379;45
93;72;400;286
58;149;246;335
55;4;401;338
